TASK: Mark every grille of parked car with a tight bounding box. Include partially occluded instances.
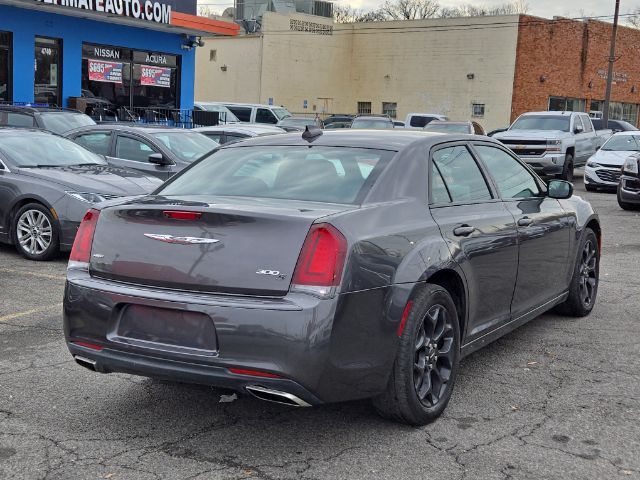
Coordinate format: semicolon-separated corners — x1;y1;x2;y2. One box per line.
595;169;622;183
499;139;548;146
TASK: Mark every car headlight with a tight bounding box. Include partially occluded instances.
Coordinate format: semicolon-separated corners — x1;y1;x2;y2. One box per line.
622;157;639;175
66;191;109;204
546;139;562;152
586;160;601;168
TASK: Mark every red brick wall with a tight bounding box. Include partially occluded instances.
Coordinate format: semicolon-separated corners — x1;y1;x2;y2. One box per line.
511;15;640;126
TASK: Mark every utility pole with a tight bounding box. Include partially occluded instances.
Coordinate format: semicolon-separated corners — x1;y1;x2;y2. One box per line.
602;0;620;129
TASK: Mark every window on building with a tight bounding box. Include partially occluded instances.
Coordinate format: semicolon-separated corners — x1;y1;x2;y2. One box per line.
382;102;397;118
357;102;372;115
472;103;485;118
548;96;586;112
590;100;639;125
0;31;11;102
209;49;217;61
34;37;62;106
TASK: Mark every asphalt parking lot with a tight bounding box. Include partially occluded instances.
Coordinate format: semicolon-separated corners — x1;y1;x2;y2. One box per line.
1;174;639;480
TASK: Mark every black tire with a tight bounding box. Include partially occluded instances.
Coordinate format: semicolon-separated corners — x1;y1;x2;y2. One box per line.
558;154;574;182
585;184;597;192
617;189;639;211
12;203;59;261
555;228;599;317
373;284;460;426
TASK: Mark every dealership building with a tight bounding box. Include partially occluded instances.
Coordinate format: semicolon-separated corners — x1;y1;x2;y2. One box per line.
196;12;640;130
0;0;238;111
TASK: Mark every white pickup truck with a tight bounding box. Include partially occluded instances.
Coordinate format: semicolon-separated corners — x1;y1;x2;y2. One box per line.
494;111;612;181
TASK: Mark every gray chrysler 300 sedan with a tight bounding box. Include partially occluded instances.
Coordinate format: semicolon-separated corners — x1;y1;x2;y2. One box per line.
63;129;600;425
0;128;162;260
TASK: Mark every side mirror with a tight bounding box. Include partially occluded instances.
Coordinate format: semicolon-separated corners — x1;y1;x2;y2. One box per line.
574;125;584;134
595;145;600;151
547;179;573;199
148;153;172;166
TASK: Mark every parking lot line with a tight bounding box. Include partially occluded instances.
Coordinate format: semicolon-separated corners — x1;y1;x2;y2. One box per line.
0;303;63;322
0;267;65;281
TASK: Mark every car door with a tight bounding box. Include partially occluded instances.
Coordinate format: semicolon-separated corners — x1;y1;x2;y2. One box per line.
471;143;572;318
580;114;597;160
572;115;590;163
428;143;519;343
108;133;177;180
0;153;15;242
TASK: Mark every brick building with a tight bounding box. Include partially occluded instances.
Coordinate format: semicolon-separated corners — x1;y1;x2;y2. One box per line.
512;15;640;125
196;13;640;130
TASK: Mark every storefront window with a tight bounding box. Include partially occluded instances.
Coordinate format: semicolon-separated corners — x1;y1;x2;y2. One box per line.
548;96;586;112
34;37;62;106
590;100;639;125
81;43;180;112
0;32;11;102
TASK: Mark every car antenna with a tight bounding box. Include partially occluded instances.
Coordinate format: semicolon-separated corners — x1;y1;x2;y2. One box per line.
302;125;322;142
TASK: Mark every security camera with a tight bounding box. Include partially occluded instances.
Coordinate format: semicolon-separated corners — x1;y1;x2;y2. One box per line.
197;38;205;48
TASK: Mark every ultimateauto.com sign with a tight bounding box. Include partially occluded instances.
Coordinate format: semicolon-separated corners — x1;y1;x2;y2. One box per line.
36;0;172;24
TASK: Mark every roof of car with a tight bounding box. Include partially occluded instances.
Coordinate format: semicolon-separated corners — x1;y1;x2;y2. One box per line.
221;129;486;151
610;130;640;136
201;102;288;110
427;121;470;126
521;111;576;117
0;105;83;114
353;116;393;121
0;127;54;135
194;125;286;135
66;124;194;135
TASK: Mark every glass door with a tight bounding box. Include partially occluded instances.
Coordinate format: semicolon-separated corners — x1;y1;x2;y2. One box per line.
0;32;10;102
34;37;62;106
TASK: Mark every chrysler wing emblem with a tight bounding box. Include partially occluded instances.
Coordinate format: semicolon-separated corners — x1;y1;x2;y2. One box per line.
144;233;220;245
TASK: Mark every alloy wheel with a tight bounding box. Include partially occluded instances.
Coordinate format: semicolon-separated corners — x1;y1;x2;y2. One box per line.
579;239;598;307
16;209;53;256
413;304;455;407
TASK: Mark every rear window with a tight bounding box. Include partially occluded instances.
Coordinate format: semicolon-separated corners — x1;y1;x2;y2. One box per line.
158;146;393;204
39;112;96;134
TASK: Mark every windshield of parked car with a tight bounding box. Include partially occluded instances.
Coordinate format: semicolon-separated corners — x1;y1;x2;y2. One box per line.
151;132;219;163
601;134;640;151
197;104;239;122
278;117;317;127
272;107;291;120
351;119;393;129
0;134;105;167
424;123;471;134
38;112;96;134
510;115;570;132
158;146;393;204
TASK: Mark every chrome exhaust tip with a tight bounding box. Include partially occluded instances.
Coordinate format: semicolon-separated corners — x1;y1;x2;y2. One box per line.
245;385;311;407
74;355;97;372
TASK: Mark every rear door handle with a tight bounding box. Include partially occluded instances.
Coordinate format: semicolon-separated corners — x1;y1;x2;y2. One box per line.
518;217;534;227
453;225;476;237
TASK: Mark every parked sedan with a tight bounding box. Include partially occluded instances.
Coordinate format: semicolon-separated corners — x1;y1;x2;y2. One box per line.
277;116;323;132
194;124;286;144
351;115;394;129
66;125;219;180
0;128;162;260
64;130;600;425
584;132;640;191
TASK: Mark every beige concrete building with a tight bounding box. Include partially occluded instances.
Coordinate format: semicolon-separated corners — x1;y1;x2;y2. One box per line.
196;12;520;130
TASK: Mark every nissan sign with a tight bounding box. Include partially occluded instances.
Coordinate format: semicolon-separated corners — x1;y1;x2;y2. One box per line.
36;0;172;24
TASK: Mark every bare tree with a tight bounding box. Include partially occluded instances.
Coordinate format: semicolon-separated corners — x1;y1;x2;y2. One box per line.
198;5;220;18
333;4;387;22
378;0;440;20
628;7;640;28
440;2;529;18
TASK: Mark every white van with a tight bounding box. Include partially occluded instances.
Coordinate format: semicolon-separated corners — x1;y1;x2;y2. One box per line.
201;102;292;125
404;113;449;129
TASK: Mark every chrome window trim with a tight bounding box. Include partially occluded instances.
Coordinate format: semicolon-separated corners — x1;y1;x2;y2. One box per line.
0;159;10;172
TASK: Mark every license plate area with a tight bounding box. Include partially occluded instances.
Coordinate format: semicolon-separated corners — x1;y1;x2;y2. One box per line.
111;305;217;356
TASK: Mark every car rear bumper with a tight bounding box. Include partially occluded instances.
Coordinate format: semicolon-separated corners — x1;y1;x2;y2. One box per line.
63;269;405;404
618;175;640;204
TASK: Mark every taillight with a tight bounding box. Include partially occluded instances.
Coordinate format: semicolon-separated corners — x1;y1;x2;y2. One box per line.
69;208;100;270
291;223;347;298
163;210;202;220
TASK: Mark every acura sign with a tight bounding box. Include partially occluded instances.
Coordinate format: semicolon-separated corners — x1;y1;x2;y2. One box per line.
36;0;172;24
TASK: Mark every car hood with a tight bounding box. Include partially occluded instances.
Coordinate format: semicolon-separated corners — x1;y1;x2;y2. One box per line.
496;130;569;140
17;164;163;195
591;149;638;166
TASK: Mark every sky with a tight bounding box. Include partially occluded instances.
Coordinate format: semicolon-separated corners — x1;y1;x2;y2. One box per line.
198;0;633;19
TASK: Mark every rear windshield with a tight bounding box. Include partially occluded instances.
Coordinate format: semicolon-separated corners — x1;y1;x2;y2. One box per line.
158;146;393;204
39;112;96;134
151;132;219;163
510;116;570;132
424;123;470;134
351;119;393;130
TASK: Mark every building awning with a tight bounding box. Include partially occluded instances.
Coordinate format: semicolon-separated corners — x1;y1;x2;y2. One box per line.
0;0;239;36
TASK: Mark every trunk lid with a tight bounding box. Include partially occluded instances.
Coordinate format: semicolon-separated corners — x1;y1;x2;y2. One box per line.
89;196;351;295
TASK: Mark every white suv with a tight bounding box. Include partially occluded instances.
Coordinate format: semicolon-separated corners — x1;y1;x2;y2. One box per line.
202;102;291;125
